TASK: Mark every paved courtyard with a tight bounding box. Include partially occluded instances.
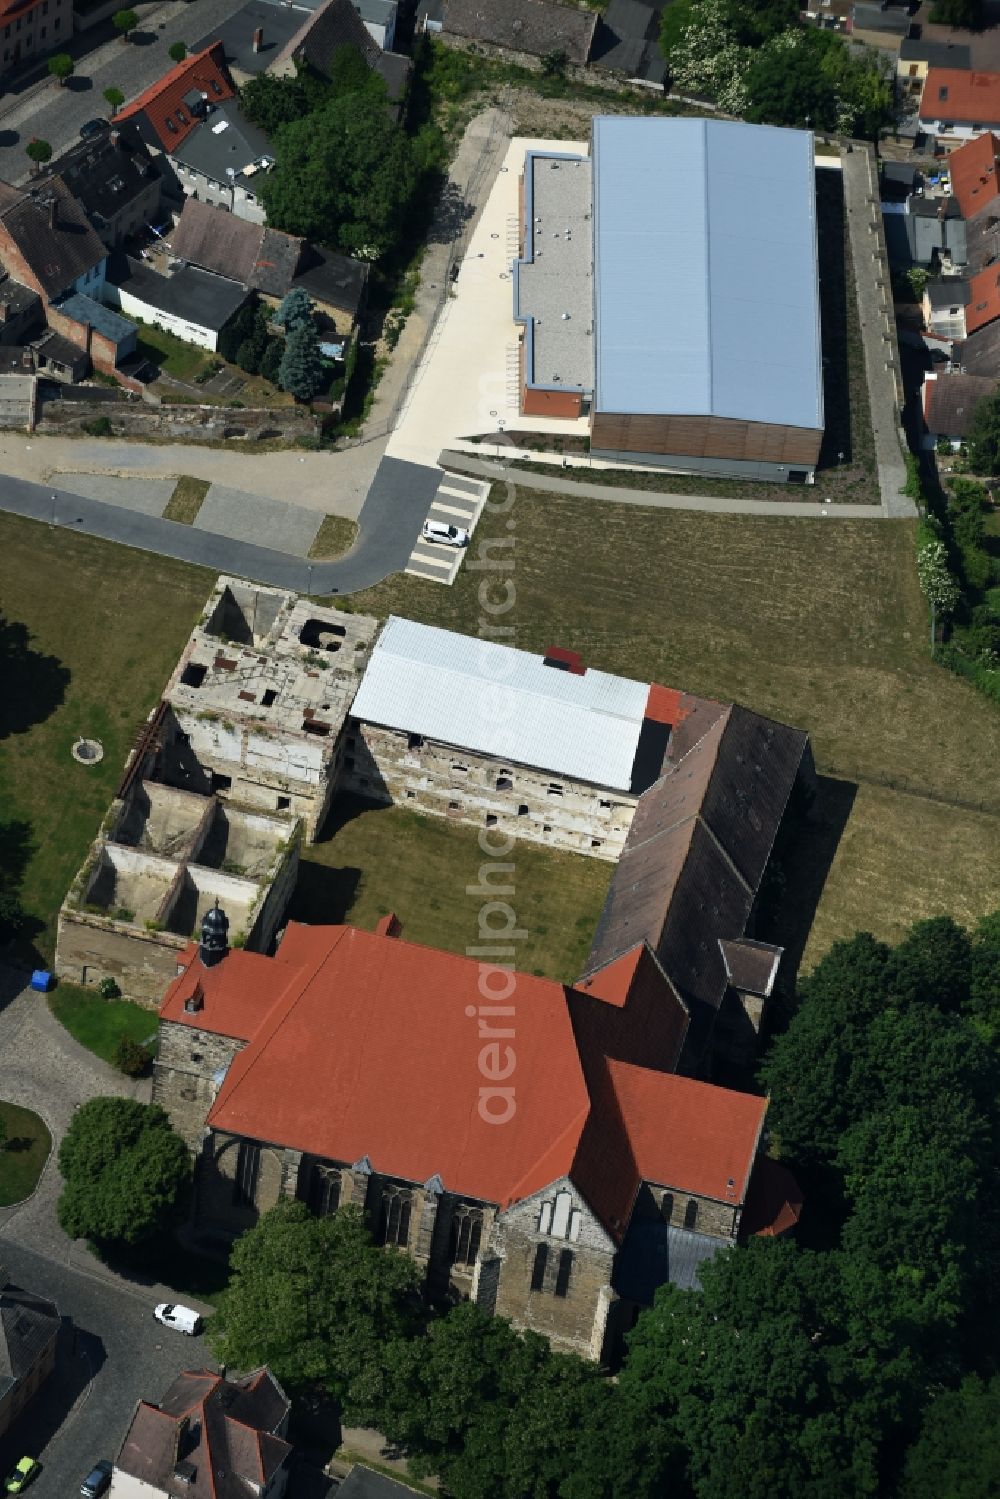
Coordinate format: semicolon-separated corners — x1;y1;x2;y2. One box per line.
194;484;323;555
56;474;176;517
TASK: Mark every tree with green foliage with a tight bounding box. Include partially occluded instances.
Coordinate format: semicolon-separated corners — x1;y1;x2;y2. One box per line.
57;1098;190;1249
967;386;1000;473
260;86;417;258
210;1201;418;1397
916;537;961;625
326;43;381;96
113;8;139;41
239;73;311;134
659;0;699;61
168;40;187;63
25;139;52;172
48;53;74;85
218;297;262;364
272;287;314;333
902;1376;1000;1497
103;86;125;115
929;0;985;27
278;322;326;400
887;915;973;1011
260;338;284;385
970;910;1000;1039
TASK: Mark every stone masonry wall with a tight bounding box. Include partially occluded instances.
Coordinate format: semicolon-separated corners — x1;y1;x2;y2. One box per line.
152;1020;247;1151
633;1180;740;1241
196;1129;288;1239
37;401;319;443
339;723;636;861
487;1180;618;1361
55;910;184;1005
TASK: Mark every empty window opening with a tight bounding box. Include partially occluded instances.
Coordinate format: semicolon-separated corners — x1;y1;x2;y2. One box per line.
485;813;498;827
181;662;207;688
378;1189;411;1248
530;1243;548;1291
684;1199;699;1231
232;1142;260;1208
302;720;331;737
344;756;355;771
407;733;423;750
496;775;513;791
452;763;468;774
299;618;346;650
661;1192;674;1221
554;1249;573;1297
276;796;290;811
591;839;602;849
518;804;529;816
547;783;563;796
261;689;277;707
307;1163;341;1218
451;1209;483;1267
210;773;232;793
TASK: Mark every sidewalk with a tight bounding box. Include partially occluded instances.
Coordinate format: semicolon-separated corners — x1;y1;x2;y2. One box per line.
440;451;887;518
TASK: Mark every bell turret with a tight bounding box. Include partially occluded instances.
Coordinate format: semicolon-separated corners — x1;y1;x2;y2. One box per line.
199;899;229;968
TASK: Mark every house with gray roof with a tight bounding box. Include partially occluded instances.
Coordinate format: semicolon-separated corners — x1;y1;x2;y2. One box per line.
115;1367;292;1499
169;102;274;226
0;1270;60;1439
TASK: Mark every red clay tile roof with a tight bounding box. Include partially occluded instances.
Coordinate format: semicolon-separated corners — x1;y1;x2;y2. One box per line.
118;43;236;150
949;131;1000;217
606;1060;766;1203
740;1156;803;1238
206;925;594;1210
160;944;309;1041
920;68;1000;127
964;262;1000;333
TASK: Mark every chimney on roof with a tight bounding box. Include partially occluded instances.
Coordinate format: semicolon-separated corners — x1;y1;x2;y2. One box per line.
110;129;120;148
375;912;402;938
199;899;229;968
47;195;57;232
252;25;263;52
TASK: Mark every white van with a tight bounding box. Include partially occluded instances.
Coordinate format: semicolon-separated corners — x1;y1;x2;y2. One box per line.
153;1303;203;1336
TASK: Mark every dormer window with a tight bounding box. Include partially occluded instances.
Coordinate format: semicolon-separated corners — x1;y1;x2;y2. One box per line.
938;86;948;102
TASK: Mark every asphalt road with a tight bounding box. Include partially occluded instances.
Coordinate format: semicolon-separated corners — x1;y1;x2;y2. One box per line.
0;0;259;184
0;1241;214;1499
0;455;440;592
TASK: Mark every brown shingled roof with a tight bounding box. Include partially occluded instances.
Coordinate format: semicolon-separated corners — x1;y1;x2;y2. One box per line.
443;0;598;64
0;177;106;299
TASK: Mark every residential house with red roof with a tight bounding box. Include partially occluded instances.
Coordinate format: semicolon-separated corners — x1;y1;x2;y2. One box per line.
114;1366;291;1499
919;68;1000;148
155;908;801;1362
117;43;237;154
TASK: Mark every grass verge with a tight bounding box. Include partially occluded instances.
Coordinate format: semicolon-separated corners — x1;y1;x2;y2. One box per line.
308;515;359;560
163;476;210;525
49;983;157;1066
0;1102;51;1206
290;797;611;982
0;512;211;960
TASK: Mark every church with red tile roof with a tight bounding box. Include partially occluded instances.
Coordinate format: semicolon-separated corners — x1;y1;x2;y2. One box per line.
154;909;800;1363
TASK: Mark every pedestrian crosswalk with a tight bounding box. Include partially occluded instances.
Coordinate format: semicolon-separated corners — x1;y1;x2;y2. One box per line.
404;471;490;584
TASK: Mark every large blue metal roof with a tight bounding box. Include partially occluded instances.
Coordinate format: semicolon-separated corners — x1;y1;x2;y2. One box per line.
592;117;823;431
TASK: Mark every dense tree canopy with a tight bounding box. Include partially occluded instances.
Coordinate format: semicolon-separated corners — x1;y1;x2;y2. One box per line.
57;1099;190;1248
967;386;1000;474
901;1376;1000;1497
210;1201;419;1396
929;0;985;27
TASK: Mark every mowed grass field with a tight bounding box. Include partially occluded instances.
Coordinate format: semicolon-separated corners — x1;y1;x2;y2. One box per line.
344;486;1000;969
291;797;611;982
0;512;211;959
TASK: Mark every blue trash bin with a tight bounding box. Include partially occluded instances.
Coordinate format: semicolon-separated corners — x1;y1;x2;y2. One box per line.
30;970;53;993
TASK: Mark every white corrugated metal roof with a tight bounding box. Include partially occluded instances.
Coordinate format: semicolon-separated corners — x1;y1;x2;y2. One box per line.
350;617;651;790
592;116;823;431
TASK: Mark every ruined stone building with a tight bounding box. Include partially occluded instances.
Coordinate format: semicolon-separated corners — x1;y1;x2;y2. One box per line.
154;914;802;1364
344;616;711;862
56;577;377;1002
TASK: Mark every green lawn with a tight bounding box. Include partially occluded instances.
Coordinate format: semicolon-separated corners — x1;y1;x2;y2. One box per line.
163;476;210;525
342;487;1000;971
49;983;158;1065
0;514;211;960
137;326;216;384
309;515;359;559
290;797;611;982
0;1101;51;1206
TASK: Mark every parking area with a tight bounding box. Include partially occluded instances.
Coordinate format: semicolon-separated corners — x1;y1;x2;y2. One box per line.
404;470;490;584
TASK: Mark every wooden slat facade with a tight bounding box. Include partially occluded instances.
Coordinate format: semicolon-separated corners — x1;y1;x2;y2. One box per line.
590;411;823;468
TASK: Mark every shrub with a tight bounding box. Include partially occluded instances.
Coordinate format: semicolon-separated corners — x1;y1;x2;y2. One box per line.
97;977;122;999
260;338;284;384
83;416;112;437
114;1037;152;1076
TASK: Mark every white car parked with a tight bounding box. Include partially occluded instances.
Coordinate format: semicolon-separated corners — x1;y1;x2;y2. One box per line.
422;520;469;547
153;1303;202;1336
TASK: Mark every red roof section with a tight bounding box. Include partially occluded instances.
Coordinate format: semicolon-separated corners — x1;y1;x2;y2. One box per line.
920;69;1000;127
207;925;594;1209
644;683;683;725
741;1156;803;1238
606;1059;766;1202
118;43;236;149
161;944;306;1041
949;131;1000;217
965;262;1000;333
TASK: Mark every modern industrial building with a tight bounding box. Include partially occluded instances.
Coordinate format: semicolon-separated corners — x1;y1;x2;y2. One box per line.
514;117;825;482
